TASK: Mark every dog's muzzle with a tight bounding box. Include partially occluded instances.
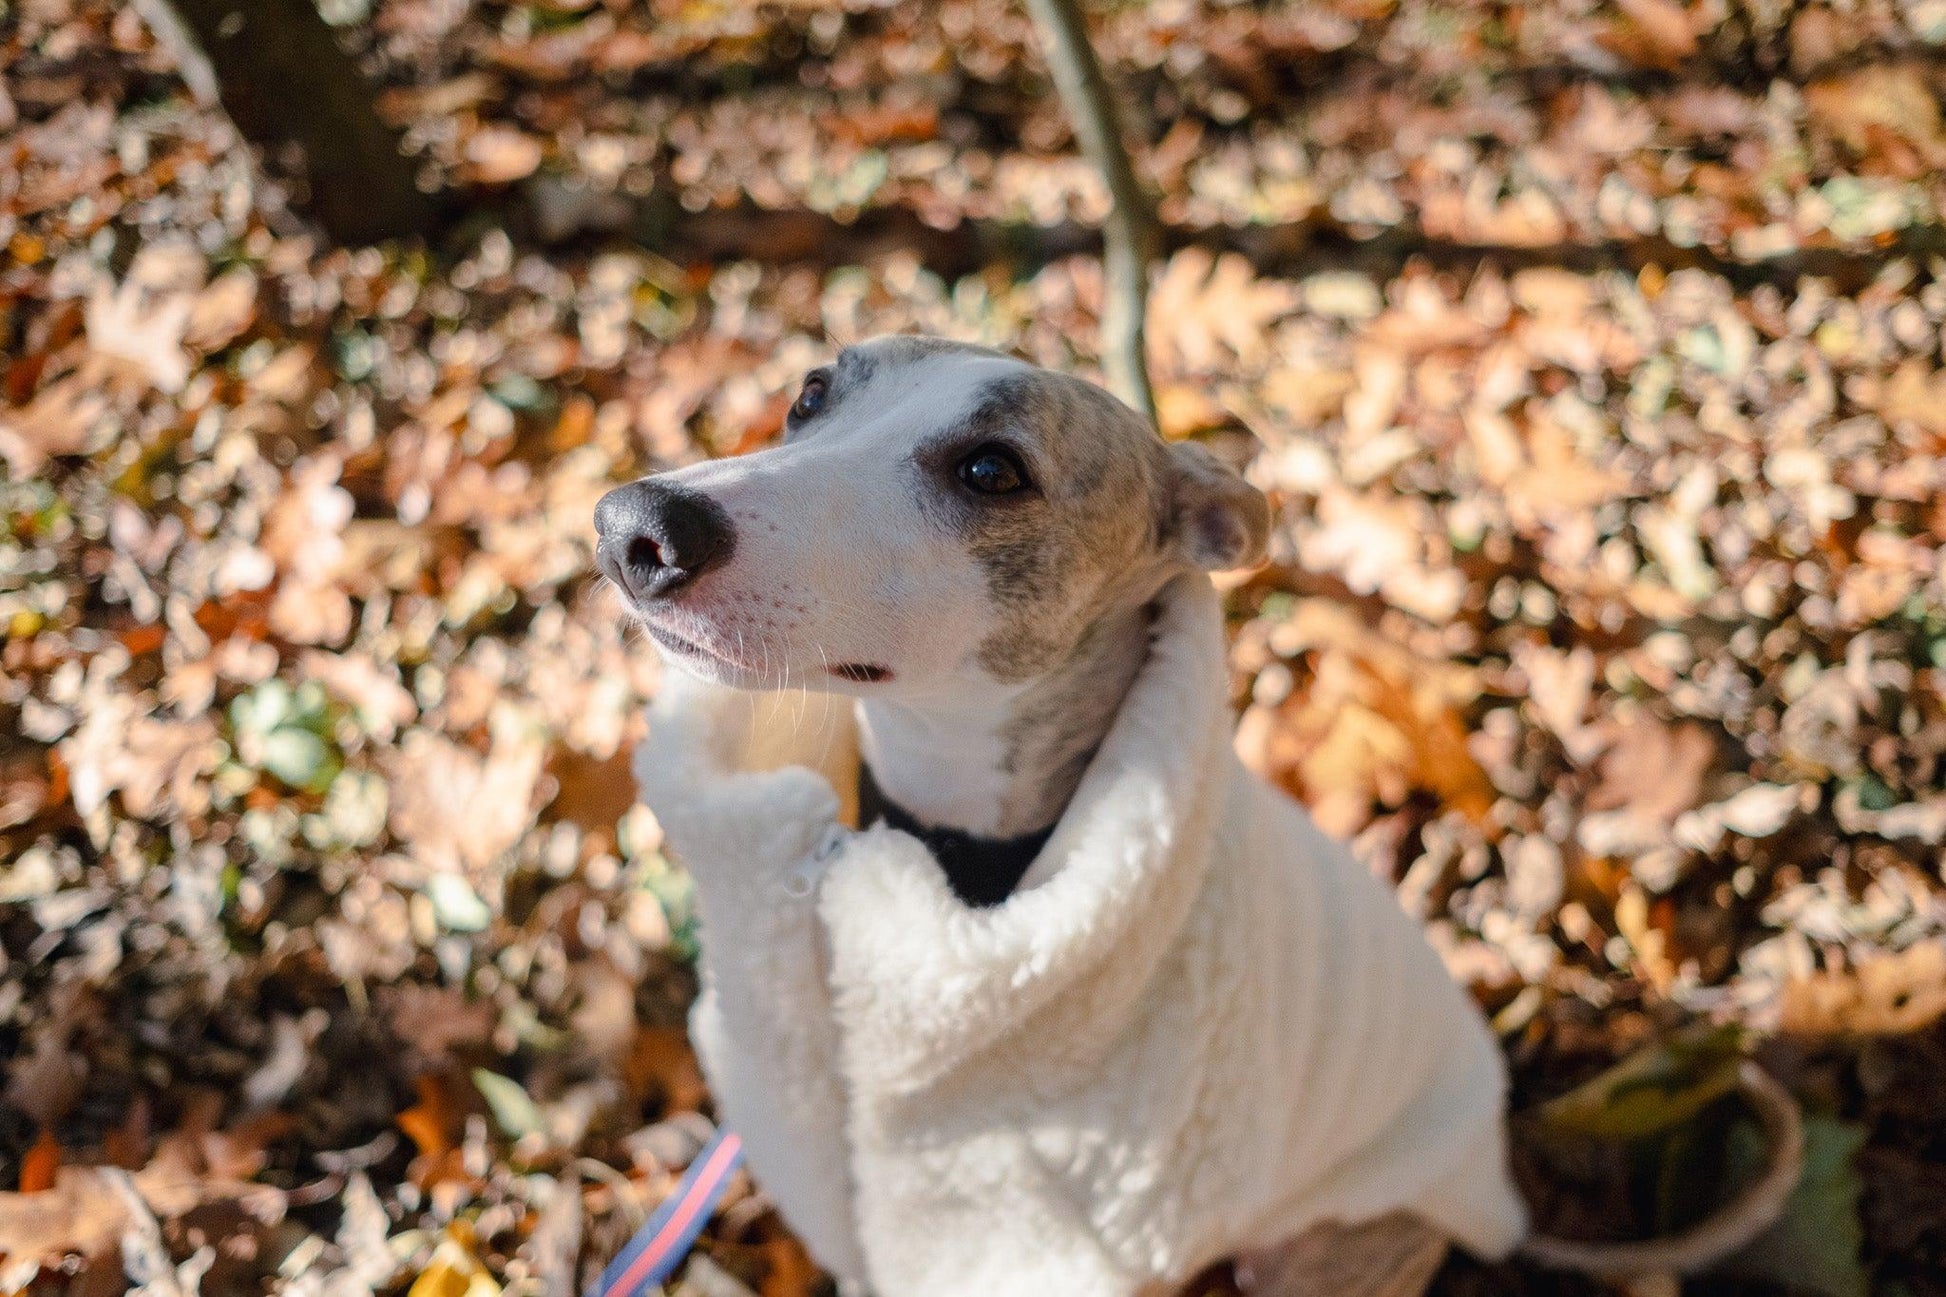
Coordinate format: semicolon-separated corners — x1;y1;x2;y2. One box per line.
594;478;737;603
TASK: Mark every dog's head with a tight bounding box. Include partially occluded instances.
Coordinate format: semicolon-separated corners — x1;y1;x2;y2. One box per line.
596;336;1267;696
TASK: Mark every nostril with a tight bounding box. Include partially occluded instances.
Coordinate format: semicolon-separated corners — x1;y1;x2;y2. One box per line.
625;535;665;574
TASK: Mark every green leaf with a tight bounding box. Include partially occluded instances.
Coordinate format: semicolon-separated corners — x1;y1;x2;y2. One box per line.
1726;1114;1870;1297
290;679;332;729
304;769;389;849
258;727;338;793
426;872;492;934
488;374;553;415
230;679;292;736
471;1068;543;1140
1538;1025;1745;1139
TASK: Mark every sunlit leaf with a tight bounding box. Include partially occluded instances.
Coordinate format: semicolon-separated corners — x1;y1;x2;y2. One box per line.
471;1068;543;1140
1538;1025;1745;1139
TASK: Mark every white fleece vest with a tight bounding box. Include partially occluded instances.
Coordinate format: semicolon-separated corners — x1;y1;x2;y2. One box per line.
634;576;1527;1297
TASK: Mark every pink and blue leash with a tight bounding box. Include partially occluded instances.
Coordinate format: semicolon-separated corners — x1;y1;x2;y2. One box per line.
587;1129;744;1297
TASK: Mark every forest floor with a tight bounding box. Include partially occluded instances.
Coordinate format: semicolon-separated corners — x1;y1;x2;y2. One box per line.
4;0;1946;1294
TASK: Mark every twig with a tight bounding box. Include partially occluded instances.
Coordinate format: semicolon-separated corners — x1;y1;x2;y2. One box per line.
1021;0;1158;428
127;0;219;104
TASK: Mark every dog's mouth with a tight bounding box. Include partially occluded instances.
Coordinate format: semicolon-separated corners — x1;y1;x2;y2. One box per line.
829;662;893;684
642;620;892;686
642;622;750;673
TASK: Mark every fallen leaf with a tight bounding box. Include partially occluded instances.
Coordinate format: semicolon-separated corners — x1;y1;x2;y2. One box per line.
1780;941;1946;1037
1539;1025;1745;1140
471;1069;544;1140
410;1230;503;1297
397;1074;459;1160
388;704;546;872
1725;1115;1869;1297
18;1127;60;1193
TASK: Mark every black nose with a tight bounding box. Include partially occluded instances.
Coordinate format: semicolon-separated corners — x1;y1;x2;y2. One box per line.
594;479;736;602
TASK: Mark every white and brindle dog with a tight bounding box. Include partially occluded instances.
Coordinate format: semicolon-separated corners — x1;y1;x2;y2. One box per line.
595;337;1790;1296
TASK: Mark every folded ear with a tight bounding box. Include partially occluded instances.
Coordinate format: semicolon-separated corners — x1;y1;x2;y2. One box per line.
1165;441;1270;571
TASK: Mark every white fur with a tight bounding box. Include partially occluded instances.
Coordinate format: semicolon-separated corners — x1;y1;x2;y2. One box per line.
625;354;1019;694
635;575;1527;1296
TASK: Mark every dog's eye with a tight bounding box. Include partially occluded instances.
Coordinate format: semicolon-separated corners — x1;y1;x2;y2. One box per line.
957;445;1030;496
791;374;830;421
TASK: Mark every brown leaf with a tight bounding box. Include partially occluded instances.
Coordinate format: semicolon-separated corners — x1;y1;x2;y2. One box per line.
0;1140;283;1263
301;650;419;741
184;268;259;352
1601;0;1700;67
1587;714;1715;824
759;1235;824;1297
59;692;218;820
625;1027;709;1116
0;371;107;477
1781;942;1946;1037
387;704;546;871
0;1165;129;1259
1237;602;1493;835
1807;65;1946;177
465;125;545;184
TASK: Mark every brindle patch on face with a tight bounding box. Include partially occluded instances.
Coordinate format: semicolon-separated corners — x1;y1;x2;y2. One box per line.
908;368;1179;683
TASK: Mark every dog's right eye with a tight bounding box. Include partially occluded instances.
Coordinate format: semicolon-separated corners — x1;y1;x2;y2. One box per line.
791;374;830;421
957;445;1030;496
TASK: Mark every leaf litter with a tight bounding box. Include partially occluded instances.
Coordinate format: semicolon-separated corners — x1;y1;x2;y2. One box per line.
4;0;1946;1294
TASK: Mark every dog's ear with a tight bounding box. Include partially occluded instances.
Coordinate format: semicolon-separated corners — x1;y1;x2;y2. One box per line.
1165;441;1270;571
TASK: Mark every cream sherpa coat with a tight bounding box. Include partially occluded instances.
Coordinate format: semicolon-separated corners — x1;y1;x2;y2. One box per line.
634;575;1527;1297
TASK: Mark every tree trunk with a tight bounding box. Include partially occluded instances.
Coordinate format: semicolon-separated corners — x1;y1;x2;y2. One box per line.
153;0;438;245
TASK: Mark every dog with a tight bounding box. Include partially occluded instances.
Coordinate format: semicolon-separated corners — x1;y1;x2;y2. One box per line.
594;337;1783;1295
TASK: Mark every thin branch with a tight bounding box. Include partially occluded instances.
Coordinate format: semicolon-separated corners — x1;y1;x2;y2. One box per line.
1022;0;1159;429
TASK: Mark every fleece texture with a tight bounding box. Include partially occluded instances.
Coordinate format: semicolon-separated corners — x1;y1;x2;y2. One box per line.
634;575;1527;1297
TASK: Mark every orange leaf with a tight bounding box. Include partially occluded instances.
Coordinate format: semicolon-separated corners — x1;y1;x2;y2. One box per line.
397;1074;456;1159
18;1127;60;1193
625;1027;708;1116
759;1235;822;1297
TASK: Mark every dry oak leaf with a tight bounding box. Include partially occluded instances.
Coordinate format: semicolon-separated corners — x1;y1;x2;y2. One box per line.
184;268;259;352
0;370;109;477
1587;713;1715;825
387;704;546;871
1149;248;1301;371
1780;940;1946;1037
1600;0;1702;67
1237;602;1493;836
59;691;218;820
83;264;196;394
1806;65;1946;177
0;1137;284;1262
301;649;419;742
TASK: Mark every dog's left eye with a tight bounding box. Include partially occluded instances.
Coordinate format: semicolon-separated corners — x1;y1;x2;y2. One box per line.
957;445;1030;496
791;374;830;421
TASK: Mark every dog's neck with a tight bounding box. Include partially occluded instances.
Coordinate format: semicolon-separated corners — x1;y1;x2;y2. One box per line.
855;602;1154;840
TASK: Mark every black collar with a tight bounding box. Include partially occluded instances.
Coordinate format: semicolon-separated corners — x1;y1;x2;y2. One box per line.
856;762;1055;908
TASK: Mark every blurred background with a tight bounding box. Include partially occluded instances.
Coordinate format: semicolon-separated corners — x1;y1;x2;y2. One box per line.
4;1;1946;1293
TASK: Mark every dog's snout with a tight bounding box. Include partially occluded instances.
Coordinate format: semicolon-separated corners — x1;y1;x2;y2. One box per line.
594;479;735;602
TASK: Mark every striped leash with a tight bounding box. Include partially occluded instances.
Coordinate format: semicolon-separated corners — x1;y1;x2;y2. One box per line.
587;1129;744;1297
